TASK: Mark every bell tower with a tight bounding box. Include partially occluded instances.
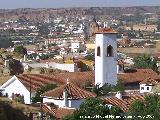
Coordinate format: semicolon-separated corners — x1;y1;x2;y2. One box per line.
95;28;117;87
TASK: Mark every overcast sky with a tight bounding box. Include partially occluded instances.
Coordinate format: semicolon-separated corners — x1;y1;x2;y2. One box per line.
0;0;160;9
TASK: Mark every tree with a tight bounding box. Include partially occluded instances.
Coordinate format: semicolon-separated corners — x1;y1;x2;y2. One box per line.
38;23;50;36
128;94;160;120
14;46;27;56
32;83;57;103
0;38;12;48
9;59;24;75
64;97;123;120
133;54;158;72
39;54;49;60
92;80;125;96
84;53;95;61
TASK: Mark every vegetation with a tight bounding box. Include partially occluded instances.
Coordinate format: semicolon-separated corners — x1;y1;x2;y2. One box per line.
13;45;27;56
84;53;95;61
32;83;57;103
39;54;50;60
0;38;12;48
92;80;125;96
133;54;158;72
0;97;38;120
8;59;24;75
64;97;123;120
128;94;160;120
152;84;160;93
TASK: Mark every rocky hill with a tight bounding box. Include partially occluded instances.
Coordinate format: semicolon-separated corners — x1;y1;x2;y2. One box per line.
0;6;160;22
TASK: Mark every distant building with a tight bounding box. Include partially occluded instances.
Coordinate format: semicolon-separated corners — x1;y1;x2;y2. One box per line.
70;41;86;53
139;78;160;93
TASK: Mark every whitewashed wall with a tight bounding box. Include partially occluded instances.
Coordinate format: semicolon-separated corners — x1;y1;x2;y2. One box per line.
23;62;78;72
95;33;117;87
1;76;32;104
43;97;84;108
140;84;152;93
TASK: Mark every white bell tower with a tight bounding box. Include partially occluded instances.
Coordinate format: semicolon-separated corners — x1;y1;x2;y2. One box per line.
95;28;117;87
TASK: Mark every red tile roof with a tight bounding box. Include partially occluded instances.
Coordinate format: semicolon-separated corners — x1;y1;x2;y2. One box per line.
42;82;96;99
41;104;75;119
140;77;160;85
16;69;158;92
17;74;65;91
54;107;75;119
95;28;117;34
54;71;94;87
15;71;94;92
118;69;160;84
105;94;144;112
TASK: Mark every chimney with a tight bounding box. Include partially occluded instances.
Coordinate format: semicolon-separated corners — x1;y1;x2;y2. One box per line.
66;78;70;84
63;89;67;107
23;55;26;62
115;91;122;99
4;60;9;67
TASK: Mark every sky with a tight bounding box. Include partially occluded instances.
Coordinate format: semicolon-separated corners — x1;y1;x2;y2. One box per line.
0;0;160;9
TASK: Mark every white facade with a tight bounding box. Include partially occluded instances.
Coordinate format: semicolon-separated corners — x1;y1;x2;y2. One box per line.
71;42;85;53
43;97;84;109
0;76;34;104
95;33;117;86
140;84;152;93
117;64;124;73
22;62;78;72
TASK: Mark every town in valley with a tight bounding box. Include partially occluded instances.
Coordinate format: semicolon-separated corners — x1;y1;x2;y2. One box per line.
0;5;160;120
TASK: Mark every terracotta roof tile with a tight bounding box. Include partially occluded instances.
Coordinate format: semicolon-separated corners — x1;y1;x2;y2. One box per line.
105;94;144;112
42;82;96;99
41;104;75;119
95;28;117;34
118;69;159;84
16;69;157;92
54;107;75;119
140;77;160;85
16;74;65;91
54;71;94;87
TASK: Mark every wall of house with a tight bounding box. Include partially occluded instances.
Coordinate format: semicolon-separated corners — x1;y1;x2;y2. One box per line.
23;62;78;72
71;42;85;53
43;98;84;108
140;84;152;93
1;77;31;104
68;99;84;108
117;64;124;73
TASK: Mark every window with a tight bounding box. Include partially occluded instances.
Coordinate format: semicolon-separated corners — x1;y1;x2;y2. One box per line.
97;46;100;56
107;45;113;57
147;87;149;90
141;87;144;90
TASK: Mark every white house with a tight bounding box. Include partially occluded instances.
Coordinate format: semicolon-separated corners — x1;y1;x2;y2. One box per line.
0;75;34;104
42;80;96;109
0;74;60;104
22;61;78;72
139;78;160;93
95;28;117;86
70;42;86;53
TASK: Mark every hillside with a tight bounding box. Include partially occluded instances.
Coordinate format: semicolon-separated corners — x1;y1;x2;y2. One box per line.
0;6;160;22
0;97;39;120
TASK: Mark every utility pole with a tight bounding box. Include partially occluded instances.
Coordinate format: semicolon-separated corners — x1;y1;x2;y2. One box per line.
30;78;31;104
40;102;44;120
